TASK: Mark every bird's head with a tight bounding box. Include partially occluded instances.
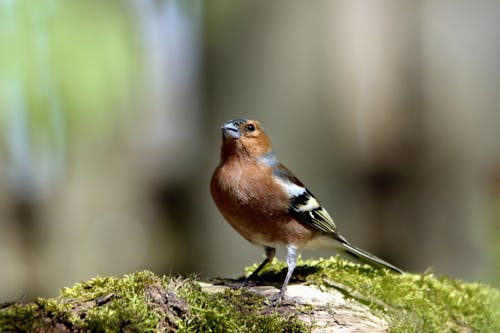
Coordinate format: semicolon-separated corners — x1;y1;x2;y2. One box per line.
219;118;272;161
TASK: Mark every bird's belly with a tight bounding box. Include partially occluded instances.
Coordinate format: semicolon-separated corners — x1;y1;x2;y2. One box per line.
211;163;319;247
221;206;318;248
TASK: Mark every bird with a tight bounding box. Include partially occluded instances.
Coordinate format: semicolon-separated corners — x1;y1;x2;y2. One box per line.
210;118;403;304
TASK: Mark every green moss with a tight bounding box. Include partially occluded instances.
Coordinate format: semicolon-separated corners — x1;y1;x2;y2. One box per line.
248;256;500;333
0;271;305;333
61;271;161;332
0;303;43;332
2;259;498;332
177;282;304;333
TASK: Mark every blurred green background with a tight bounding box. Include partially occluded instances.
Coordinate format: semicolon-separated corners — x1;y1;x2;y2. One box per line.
1;0;500;301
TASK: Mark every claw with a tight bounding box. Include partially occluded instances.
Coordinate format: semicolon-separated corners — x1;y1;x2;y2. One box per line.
270;291;284;306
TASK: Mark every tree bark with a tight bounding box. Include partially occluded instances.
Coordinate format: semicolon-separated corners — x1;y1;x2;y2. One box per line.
200;282;388;333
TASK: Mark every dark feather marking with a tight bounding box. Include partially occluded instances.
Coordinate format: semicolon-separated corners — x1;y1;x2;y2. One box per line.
288;190;338;234
345;249;359;259
289;190;311;207
272;164;304;187
232;118;247;127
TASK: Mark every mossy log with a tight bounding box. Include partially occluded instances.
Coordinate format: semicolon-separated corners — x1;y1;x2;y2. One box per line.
1;257;499;332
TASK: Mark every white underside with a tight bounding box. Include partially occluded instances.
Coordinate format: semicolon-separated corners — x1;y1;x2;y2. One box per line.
250;233;342;251
300;234;343;250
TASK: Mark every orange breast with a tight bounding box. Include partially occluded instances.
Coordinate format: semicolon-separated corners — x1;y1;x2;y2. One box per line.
210;160;318;247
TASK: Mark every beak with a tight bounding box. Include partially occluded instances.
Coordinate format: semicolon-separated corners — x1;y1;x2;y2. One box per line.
221;121;240;139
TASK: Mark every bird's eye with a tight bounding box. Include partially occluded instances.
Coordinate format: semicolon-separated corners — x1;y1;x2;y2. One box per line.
246;124;255;132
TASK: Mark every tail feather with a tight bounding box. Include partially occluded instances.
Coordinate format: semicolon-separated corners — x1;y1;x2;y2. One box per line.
335;235;404;274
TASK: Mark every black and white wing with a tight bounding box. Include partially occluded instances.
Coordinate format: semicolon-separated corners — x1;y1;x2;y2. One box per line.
261;151;338;234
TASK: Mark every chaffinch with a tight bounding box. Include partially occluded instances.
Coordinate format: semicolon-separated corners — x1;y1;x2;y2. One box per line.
210;118;403;304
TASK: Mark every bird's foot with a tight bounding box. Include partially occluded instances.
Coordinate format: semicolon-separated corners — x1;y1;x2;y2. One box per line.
269;290;285;306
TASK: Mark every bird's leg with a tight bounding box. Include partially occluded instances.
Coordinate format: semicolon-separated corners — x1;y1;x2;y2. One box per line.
241;247;275;287
271;245;297;305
